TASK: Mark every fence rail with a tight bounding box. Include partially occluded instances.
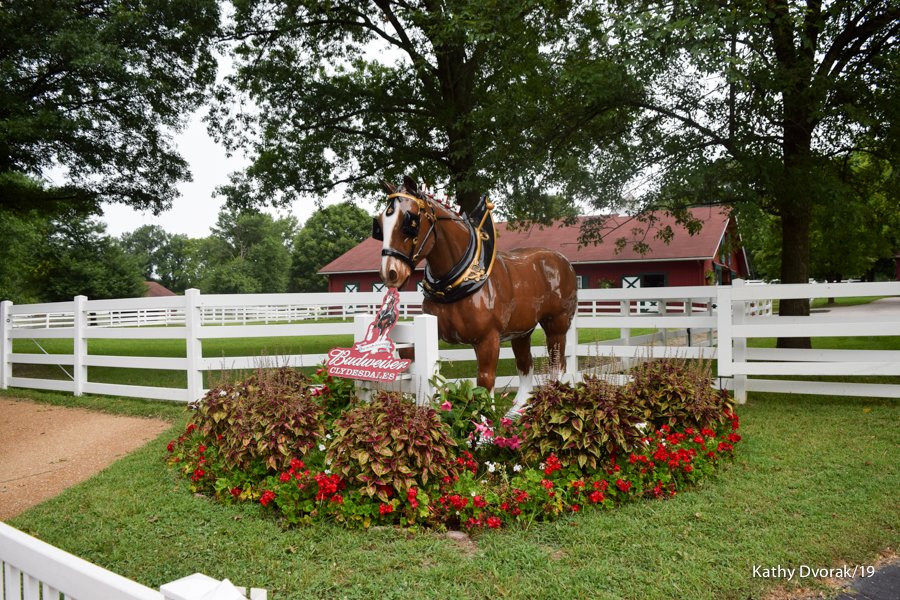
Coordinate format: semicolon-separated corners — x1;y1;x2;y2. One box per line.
1;281;897;404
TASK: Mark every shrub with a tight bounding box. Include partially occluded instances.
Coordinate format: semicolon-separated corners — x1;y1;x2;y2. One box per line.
430;373;501;447
192;367;326;472
624;358;734;431
327;391;458;502
519;378;644;471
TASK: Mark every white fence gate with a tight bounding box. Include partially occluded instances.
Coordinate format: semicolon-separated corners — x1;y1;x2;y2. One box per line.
1;281;898;404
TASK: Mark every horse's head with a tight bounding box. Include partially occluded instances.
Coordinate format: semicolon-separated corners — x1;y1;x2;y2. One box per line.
372;175;431;289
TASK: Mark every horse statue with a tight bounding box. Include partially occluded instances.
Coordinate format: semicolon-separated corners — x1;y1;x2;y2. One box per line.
372;175;578;417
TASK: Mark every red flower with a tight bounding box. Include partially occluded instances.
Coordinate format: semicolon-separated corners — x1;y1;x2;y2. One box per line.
448;494;468;510
166;441;175;452
540;479;554;490
589;491;604;504
230;487;242;498
259;490;275;507
701;428;715;437
544;454;562;476
279;472;291;483
473;495;487;508
330;494;344;504
683;464;693;473
486;516;502;529
570;504;581;513
616;479;632;493
728;433;742;443
197;444;207;454
379;503;394;516
190;468;205;481
693;435;705;444
186;423;196;434
290;457;305;471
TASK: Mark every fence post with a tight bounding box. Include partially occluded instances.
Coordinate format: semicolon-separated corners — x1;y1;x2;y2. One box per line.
72;296;88;396
184;289;204;403
716;285;733;378
0;300;12;389
732;279;747;404
412;314;439;406
619;300;631;370
353;314;374;402
565;314;578;375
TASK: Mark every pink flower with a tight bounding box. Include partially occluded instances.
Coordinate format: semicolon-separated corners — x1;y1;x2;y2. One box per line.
440;400;452;411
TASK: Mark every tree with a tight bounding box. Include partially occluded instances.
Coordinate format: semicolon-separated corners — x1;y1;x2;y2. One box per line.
291;202;372;292
562;1;898;347
0;208;52;303
40;210;145;301
155;235;202;293
120;225;172;280
211;0;627;214
0;0;220;214
197;209;296;294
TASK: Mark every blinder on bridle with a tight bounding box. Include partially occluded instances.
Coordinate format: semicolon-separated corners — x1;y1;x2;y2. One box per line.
373;192;435;270
371;204;420;242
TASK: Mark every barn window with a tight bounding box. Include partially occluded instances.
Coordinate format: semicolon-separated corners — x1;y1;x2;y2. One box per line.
373;282;386;292
576;275;587;289
344;282;359;293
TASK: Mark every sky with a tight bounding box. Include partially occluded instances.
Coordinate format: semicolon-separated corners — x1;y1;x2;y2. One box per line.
99;110;350;239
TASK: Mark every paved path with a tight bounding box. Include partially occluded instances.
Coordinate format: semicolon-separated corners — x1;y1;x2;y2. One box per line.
834;559;900;600
0;398;170;520
812;296;900;318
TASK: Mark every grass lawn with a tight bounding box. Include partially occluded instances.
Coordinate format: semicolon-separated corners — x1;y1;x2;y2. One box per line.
2;386;897;599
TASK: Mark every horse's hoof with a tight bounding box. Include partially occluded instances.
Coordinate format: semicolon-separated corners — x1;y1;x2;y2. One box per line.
504;407;525;421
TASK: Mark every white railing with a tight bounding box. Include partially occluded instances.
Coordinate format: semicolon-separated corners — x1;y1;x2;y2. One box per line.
1;282;896;404
0;522;266;600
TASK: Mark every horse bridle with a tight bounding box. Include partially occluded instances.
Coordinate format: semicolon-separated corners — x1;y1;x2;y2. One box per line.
372;191;444;270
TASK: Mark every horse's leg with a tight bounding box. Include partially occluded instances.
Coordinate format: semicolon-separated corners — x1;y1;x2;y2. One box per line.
473;330;500;394
542;311;573;376
507;335;533;419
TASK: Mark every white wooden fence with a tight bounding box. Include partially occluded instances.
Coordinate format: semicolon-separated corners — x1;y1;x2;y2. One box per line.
0;522;266;600
1;281;897;405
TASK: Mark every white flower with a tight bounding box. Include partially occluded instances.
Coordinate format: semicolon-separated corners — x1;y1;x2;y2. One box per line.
318;444;326;451
325;434;332;440
486;462;496;473
636;422;648;431
470;491;477;497
218;390;227;397
513;464;523;472
325;469;331;475
538;462;545;470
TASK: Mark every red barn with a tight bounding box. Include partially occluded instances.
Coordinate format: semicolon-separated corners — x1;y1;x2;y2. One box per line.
319;207;750;292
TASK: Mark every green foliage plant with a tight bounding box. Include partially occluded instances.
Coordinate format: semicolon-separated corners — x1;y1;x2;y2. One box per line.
191;367;326;472
519;378;644;471
624;357;734;431
327;391;458;502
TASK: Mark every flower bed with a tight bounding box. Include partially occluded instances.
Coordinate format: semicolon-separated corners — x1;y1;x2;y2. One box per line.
167;361;741;532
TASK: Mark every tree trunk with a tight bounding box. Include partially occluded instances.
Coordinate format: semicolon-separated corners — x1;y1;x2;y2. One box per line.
776;187;813;349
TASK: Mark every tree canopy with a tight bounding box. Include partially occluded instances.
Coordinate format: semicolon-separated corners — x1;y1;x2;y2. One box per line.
545;0;898;345
291;202;373;292
211;0;631;214
0;0;220;214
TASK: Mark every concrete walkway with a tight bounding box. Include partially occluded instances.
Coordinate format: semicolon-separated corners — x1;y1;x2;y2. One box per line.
811;296;900;318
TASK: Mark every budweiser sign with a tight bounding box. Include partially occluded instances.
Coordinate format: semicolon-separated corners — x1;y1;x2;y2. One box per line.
325;288;411;382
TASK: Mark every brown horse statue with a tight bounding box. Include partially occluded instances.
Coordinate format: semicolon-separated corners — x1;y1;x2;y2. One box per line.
372;175;578;417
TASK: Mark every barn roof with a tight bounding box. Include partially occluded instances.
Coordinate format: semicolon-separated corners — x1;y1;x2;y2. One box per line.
319;206;732;274
143;281;176;297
